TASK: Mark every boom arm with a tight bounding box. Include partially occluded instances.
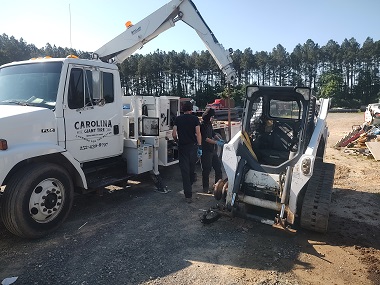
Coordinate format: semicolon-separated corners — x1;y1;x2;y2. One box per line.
93;0;236;84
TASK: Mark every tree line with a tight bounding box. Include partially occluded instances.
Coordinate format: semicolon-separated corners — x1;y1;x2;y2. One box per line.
1;33;380;108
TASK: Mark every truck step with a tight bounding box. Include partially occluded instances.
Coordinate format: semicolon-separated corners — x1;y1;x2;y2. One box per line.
84;161;133;190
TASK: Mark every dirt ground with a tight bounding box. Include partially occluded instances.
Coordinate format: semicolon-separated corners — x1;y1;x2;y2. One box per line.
0;112;379;285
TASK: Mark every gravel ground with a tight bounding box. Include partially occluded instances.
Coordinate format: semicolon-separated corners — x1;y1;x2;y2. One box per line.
0;112;379;285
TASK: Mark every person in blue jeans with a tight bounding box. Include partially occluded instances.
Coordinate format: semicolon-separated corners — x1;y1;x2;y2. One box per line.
200;108;225;193
172;101;202;203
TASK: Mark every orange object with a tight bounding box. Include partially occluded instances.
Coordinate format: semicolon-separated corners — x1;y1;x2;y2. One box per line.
125;21;133;28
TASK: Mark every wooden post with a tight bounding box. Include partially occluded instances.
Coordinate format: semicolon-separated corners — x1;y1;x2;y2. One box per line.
227;84;232;141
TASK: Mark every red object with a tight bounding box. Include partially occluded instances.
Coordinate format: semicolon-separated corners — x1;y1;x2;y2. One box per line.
335;128;365;147
206;98;235;109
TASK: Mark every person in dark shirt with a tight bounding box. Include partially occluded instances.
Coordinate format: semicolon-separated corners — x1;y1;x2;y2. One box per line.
200;108;225;193
172;101;202;203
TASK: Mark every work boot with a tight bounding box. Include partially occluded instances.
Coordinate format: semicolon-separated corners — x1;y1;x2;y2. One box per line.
186;197;193;203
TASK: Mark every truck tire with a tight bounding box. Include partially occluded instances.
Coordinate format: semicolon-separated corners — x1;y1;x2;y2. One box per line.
1;163;74;239
300;158;335;233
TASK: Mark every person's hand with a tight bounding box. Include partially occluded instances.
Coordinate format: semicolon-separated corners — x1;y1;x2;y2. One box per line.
216;139;225;147
197;147;203;157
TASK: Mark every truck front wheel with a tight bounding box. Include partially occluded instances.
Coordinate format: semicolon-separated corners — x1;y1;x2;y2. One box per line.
1;163;74;239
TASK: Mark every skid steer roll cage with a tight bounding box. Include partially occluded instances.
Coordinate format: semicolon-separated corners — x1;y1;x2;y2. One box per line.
239;86;315;174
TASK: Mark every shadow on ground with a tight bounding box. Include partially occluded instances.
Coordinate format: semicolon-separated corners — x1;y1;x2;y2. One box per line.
0;166;379;284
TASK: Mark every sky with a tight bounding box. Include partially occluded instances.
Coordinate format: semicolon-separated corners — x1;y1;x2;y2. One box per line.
1;0;380;56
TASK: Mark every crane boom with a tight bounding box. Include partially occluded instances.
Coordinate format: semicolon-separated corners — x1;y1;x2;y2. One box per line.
93;0;236;84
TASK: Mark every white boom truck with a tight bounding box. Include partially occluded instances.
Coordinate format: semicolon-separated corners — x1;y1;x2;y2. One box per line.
213;86;335;233
0;0;236;238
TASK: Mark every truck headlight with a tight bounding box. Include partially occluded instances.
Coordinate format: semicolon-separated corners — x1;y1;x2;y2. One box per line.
301;157;312;175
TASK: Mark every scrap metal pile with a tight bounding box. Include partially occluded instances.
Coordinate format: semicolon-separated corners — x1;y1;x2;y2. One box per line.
335;124;380;160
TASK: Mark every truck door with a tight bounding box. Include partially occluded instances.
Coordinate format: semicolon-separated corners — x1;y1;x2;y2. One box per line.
63;65;123;162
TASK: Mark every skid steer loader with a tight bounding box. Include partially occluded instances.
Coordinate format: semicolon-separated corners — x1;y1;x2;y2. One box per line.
215;85;335;233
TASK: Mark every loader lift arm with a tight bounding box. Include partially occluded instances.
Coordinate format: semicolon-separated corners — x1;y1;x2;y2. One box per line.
93;0;236;84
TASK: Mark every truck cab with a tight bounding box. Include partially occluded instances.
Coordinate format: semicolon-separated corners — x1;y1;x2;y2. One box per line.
0;0;238;239
0;57;123;163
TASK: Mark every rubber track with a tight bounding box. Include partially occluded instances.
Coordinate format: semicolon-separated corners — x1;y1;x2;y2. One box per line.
300;158;335;233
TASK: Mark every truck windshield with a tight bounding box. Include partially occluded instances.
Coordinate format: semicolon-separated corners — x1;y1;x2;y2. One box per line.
0;62;62;110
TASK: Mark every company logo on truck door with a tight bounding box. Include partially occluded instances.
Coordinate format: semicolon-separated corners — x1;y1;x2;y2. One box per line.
75;120;113;144
74;120;112;130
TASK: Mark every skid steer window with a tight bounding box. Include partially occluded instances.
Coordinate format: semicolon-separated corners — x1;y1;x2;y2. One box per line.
248;96;263;133
269;99;300;119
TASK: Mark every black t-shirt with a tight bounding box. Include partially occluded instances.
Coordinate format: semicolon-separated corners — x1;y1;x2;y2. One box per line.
200;121;215;152
174;114;200;146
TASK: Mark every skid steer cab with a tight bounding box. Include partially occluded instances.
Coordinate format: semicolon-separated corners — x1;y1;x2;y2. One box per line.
217;85;335;233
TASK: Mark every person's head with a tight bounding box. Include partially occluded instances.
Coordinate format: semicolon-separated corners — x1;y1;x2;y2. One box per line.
182;101;193;113
202;107;215;123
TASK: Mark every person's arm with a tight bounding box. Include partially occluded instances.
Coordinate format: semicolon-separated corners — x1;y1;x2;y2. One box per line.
206;129;224;145
195;125;202;146
172;125;178;141
213;131;222;140
205;137;217;145
205;127;218;145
